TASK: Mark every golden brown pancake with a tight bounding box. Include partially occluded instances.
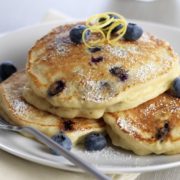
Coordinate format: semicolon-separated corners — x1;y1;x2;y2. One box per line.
23;85;105;119
26;22;180;114
104;92;180;155
0;71;105;144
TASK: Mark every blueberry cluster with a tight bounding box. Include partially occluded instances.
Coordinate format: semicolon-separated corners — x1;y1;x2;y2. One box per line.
69;22;143;45
50;131;107;155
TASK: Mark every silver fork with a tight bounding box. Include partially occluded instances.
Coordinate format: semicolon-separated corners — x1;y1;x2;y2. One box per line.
0;118;111;180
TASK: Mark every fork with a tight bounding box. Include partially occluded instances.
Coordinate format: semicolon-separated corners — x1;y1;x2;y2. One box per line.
0;118;111;180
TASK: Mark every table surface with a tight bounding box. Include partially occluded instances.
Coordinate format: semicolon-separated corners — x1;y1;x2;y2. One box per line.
0;0;180;33
0;0;180;180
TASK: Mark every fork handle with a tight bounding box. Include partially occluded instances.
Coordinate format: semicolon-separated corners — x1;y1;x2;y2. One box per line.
20;127;111;180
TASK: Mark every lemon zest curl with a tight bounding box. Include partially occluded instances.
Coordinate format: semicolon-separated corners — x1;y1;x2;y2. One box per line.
82;12;127;48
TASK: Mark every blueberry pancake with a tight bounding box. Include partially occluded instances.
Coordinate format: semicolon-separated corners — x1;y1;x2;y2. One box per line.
0;71;105;144
23;85;105;119
104;92;180;155
26;21;180;115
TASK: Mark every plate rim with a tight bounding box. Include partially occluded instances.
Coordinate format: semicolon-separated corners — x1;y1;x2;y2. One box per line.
1;140;180;174
1;18;180;39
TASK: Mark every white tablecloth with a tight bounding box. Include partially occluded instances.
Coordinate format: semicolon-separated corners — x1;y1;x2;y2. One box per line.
0;150;141;180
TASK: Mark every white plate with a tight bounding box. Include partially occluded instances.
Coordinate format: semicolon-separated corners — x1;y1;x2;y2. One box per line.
0;20;180;174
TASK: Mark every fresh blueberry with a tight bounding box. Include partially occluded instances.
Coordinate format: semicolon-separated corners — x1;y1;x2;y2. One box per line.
48;80;65;96
99;14;119;30
109;66;128;82
111;24;123;34
69;25;89;44
63;120;74;131
99;14;119;23
124;23;143;41
50;132;72;155
156;121;170;141
91;56;103;63
84;133;107;151
88;47;101;53
109;14;119;19
0;61;17;81
172;77;180;98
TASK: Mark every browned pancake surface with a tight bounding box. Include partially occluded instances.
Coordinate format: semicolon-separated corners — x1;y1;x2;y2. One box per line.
105;92;180;143
0;71;105;142
27;22;179;108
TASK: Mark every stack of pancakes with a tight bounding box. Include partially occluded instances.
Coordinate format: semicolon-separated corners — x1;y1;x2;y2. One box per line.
0;22;180;155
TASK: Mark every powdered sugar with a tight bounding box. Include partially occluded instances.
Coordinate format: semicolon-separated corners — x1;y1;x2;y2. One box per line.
140;33;151;42
134;63;157;82
54;35;70;55
72;146;136;165
140;95;180;117
5;85;29;116
127;46;140;54
117;118;138;135
106;45;140;58
142;103;156;116
56;43;70;55
82;80;115;103
105;45;128;58
166;98;180;113
11;99;28;115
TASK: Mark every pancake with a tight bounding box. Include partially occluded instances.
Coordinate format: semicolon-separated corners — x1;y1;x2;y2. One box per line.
0;71;105;144
103;92;180;155
26;22;180;112
23;85;105;119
